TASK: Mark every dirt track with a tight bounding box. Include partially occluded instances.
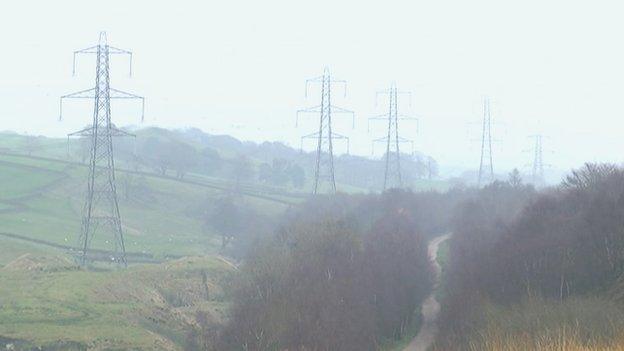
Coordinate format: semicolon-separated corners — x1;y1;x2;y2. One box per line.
403;234;450;351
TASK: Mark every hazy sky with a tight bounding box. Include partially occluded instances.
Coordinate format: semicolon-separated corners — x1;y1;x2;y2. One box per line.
1;0;624;176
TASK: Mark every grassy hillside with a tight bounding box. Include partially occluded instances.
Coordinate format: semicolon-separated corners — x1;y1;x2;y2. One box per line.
0;129;449;195
0;150;293;263
0;129;449;350
0;131;300;350
0;255;234;350
0;129;449;263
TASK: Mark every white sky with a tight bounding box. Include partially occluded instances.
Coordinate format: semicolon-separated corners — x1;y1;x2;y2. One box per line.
1;0;624;175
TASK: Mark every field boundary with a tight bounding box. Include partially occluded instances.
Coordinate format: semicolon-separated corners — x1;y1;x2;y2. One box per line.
0;232;179;264
0;151;303;205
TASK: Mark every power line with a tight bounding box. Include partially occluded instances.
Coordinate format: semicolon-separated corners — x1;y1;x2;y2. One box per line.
58;32;144;266
297;67;354;194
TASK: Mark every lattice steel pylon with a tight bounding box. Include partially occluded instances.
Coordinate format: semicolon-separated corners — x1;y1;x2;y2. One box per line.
297;68;354;194
368;83;417;190
478;98;494;186
529;134;545;185
59;32;145;266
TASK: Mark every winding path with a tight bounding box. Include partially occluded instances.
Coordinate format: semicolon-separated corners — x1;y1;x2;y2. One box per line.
404;234;451;351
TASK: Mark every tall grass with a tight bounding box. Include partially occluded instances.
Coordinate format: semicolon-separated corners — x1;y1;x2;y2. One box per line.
438;297;624;351
472;328;624;351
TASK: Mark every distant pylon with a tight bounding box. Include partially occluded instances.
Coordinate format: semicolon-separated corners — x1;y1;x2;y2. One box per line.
529;134;545;185
297;68;354;194
368;83;417;190
59;32;145;266
478;98;494;186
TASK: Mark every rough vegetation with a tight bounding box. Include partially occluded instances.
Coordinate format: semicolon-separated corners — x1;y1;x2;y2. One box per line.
0;127;453;351
0;255;233;350
14;131;624;350
217;191;447;351
436;164;624;350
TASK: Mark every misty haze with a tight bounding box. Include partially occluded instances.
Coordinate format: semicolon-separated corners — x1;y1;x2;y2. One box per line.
2;1;624;350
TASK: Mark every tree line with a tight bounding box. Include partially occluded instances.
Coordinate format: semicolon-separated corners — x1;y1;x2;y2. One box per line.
209;190;465;350
64;127;439;191
437;164;624;349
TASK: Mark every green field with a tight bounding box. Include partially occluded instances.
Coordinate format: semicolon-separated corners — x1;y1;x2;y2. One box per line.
0;150;293;261
0;134;297;349
0;255;234;350
0;131;450;349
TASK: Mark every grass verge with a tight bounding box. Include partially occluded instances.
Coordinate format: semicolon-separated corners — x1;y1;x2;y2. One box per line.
441;297;624;351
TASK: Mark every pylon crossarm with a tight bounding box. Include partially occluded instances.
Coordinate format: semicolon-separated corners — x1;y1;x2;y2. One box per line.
61;88;96;99
61;86;143;100
107;49;133;76
72;46;98;76
371;137;400;155
296;105;321;126
330;79;348;97
330;132;349;140
330;105;355;128
305;76;324;83
372;136;393;143
74;46;99;54
297;105;321;114
301;131;349;141
108;89;144;121
304;77;323;97
305;77;347;97
110;127;137;137
299;132;319;152
59;88;96;120
108;46;132;55
68;126;135;138
301;131;349;152
67;126;94;137
397;114;418;121
396;114;419;131
74;45;133;75
59;88;145;122
331;105;353;114
373;136;413;143
369;113;388;120
301;131;320;139
329;132;350;154
367;114;388;132
109;88;142;99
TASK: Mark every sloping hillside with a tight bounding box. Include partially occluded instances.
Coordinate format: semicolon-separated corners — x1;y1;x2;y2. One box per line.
0;149;293;265
0;255;234;350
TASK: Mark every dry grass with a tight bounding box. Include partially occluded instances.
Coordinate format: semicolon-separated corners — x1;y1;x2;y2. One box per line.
437;297;624;351
471;327;624;351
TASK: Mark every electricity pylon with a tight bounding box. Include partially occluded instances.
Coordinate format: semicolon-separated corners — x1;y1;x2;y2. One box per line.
368;83;417;190
530;134;544;184
526;134;551;186
59;32;144;266
478;98;494;186
297;67;354;194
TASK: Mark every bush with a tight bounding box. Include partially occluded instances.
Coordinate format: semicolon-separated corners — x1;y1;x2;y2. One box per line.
218;191;437;350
